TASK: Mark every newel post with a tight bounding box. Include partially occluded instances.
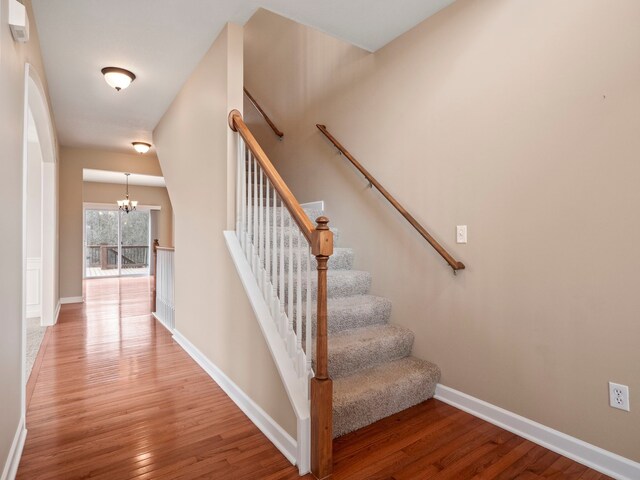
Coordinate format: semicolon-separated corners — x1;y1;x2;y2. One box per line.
152;239;159;312
311;217;333;479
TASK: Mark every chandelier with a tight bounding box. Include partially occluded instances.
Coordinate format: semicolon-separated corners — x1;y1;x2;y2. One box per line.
117;173;137;213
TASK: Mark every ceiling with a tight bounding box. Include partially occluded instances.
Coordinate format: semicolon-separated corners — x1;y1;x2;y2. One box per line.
83;169;166;187
32;0;454;152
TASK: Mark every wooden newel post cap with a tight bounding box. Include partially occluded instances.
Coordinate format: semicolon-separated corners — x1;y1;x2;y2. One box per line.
315;216;330;229
153;239;159;252
228;109;241;131
312;217;333;257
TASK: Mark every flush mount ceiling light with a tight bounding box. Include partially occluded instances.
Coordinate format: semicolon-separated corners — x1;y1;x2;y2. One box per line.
132;142;151;154
101;67;136;91
117;173;137;213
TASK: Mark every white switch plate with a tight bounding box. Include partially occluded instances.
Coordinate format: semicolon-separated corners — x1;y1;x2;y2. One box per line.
609;382;630;411
456;225;467;244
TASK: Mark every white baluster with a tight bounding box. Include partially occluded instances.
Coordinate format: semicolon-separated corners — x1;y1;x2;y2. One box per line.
264;177;271;298
236;136;241;235
279;204;286;335
240;141;247;251
306;242;312;378
252;156;258;273
272;191;279;327
296;230;303;376
259;167;264;288
288;213;294;357
246;153;253;259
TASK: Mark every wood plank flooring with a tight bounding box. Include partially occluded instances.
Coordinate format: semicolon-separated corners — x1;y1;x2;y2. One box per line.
18;277;611;479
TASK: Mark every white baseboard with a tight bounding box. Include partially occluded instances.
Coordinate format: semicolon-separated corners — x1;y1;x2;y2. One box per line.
435;385;640;480
59;296;83;304
172;329;298;467
152;312;173;333
53;301;61;325
1;419;26;480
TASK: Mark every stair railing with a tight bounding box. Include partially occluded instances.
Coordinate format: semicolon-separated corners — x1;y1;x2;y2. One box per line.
229;110;333;479
243;88;284;138
317;124;465;273
152;240;175;331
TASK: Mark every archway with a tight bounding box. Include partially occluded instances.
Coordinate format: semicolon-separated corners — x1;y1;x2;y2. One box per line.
22;64;58;422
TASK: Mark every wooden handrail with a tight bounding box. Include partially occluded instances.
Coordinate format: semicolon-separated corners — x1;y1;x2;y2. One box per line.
230;110;334;479
316;124;465;273
229;110;314;242
243;88;284;138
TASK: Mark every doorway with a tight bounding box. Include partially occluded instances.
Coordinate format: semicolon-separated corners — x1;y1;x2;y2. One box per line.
84;207;151;278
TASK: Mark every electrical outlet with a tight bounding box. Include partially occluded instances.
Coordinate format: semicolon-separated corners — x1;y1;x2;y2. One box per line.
609;382;630;411
456;225;467;244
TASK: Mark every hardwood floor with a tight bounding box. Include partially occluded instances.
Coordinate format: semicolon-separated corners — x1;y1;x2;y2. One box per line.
18;277;611;479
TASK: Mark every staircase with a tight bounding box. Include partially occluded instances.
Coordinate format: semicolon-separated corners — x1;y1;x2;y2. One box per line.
293;206;441;437
229;109;452;478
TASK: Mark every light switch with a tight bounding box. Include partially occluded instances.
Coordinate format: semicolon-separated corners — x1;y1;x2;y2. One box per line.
456;225;467;244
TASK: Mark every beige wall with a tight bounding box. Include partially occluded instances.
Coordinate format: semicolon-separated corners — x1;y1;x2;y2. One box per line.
153;23;297;438
82;182;173;248
244;2;640;462
0;0;57;469
59;148;165;298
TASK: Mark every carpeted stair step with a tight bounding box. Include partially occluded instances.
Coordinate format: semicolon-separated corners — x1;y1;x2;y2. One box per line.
285;270;371;303
327;324;414;378
268;226;340;247
298;295;392;335
281;247;354;271
253;208;323;227
332;357;441;437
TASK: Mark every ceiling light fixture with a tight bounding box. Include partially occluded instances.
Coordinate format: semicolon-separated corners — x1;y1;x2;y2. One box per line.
117;173;137;213
101;67;136;91
132;142;151;154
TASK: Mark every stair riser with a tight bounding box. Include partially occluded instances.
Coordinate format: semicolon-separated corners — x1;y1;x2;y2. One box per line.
284;272;371;303
333;364;441;437
327;330;414;378
299;297;391;335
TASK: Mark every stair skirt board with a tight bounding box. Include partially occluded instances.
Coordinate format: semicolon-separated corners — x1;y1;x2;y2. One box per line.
435;385;640;480
172;329;305;473
224;231;310;474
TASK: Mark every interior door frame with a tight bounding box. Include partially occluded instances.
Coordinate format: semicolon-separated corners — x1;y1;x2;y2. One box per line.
82;202;160;279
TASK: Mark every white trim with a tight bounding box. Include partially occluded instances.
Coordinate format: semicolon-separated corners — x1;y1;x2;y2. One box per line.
52;301;61;325
224;230;310;474
25;257;41;318
300;200;324;213
171;330;299;466
435;385;640;480
1;418;27;480
59;296;83;304
152;312;173;333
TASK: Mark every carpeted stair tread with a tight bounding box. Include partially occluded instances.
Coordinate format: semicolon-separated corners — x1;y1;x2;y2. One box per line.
269;226;340;247
299;295;391;334
282;247;353;271
328;324;414;378
286;270;371;303
333;357;441;437
255;208;323;226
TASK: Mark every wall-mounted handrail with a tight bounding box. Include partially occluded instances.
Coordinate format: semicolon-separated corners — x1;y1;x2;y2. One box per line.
243;87;284;138
229;110;333;479
316;124;465;273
